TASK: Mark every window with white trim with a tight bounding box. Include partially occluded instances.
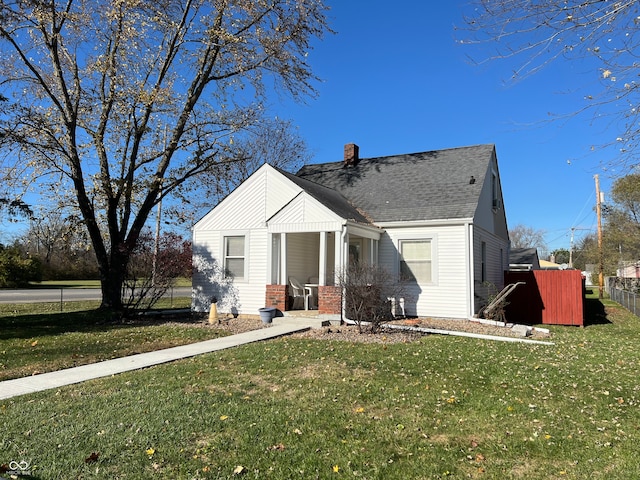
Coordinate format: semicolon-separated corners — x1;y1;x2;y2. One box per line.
481;241;487;282
399;239;432;283
492;171;499;209
224;236;245;280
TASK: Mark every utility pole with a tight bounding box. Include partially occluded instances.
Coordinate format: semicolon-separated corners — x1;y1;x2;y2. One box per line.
153;127;167;287
569;226;593;269
569;228;575;269
595;174;604;299
152;186;162;287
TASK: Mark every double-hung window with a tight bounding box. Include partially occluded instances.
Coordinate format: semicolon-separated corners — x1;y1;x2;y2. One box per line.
224;236;245;280
399;239;432;283
481;241;487;283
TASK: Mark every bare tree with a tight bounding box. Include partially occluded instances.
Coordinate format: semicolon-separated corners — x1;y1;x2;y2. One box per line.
338;262;410;334
187;116;313;217
510;224;548;258
461;1;640;164
123;230;192;311
0;0;330;313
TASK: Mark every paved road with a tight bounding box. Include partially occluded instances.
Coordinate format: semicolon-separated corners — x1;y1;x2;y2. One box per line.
0;287;191;304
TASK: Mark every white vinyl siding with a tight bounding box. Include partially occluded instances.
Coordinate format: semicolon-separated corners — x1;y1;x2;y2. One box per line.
193;162;512;320
379;225;469;319
473;228;509;313
192;165;343;315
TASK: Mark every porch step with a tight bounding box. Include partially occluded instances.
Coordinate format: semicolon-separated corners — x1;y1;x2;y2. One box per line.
273;314;337;329
282;309;321;318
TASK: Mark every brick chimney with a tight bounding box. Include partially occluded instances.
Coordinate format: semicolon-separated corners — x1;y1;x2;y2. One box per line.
344;143;359;166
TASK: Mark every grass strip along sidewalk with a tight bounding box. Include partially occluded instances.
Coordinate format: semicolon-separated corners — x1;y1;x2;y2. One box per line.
0;298;217;381
2;293;640;479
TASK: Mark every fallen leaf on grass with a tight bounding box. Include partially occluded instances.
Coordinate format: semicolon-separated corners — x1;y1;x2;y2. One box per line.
268;443;285;451
85;452;100;463
233;465;246;475
31;340;38;347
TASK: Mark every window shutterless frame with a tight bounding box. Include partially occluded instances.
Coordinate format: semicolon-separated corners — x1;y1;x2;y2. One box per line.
399;238;432;284
223;235;245;280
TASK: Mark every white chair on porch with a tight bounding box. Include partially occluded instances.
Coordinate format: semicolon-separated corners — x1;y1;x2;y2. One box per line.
288;276;309;310
305;276;319;310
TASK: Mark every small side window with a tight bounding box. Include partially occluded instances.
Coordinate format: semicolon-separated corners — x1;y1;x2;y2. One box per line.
224;236;245;280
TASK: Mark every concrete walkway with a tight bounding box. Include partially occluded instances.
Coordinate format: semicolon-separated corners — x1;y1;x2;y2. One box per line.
0;319;314;400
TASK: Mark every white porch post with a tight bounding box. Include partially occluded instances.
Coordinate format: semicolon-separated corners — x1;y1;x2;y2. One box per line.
333;227;345;284
369;238;376;264
281;232;288;285
319;231;327;286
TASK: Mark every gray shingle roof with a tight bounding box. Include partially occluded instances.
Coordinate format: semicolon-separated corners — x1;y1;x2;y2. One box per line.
275;167;373;225
509;248;539;266
295;144;496;223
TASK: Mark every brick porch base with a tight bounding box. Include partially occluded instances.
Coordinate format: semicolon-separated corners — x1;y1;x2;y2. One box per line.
265;284;342;315
318;285;341;315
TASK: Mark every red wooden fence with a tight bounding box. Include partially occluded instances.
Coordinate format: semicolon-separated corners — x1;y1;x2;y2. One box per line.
504;270;584;326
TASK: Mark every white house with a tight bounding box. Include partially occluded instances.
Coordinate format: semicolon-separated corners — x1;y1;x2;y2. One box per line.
192;143;510;321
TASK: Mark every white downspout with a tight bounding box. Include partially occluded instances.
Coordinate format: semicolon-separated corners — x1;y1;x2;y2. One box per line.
336;224;347;281
339;224;348;321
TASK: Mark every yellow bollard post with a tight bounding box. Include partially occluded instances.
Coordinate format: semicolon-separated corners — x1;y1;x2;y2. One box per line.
208;297;218;324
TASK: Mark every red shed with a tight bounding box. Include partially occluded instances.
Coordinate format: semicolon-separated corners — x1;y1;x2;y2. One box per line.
504;270;585;326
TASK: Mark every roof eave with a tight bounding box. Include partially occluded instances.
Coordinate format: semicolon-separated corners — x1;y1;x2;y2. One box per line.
376;218;475;228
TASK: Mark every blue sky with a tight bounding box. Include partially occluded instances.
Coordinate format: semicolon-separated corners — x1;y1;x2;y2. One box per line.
273;1;621;253
1;1;621;254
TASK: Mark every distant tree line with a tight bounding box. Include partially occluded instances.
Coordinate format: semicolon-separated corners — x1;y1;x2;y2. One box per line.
0;213;191;287
0;243;41;287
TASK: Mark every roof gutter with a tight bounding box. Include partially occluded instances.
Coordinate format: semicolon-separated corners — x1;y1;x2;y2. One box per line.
376;217;474;229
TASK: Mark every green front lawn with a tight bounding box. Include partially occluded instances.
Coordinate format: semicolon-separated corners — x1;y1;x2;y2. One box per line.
2;293;640;479
0;297;206;380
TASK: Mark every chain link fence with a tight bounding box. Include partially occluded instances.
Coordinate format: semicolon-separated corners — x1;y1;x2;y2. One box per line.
607;277;640;317
609;287;640;318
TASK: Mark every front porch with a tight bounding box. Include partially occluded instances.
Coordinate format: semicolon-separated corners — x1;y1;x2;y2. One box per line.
265;283;343;316
264;227;381;318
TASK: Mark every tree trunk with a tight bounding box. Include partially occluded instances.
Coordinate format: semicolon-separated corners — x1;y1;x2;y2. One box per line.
98;249;129;313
